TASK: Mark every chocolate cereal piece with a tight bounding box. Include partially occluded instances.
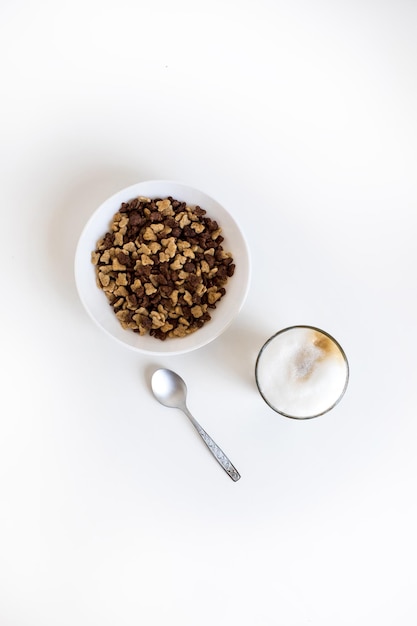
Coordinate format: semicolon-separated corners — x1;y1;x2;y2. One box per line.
91;196;235;340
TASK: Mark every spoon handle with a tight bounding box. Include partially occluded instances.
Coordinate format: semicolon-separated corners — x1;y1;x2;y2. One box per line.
184;408;241;482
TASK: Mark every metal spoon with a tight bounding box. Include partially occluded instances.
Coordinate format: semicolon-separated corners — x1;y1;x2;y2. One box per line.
151;368;241;482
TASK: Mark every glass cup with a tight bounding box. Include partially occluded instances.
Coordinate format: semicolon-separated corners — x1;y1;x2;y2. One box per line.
255;325;349;419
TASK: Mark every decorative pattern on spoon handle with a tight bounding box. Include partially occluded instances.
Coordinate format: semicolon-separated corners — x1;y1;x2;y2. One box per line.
188;416;241;482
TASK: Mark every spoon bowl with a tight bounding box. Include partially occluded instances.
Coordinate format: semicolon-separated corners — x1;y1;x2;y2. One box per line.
151;368;241;481
151;369;188;410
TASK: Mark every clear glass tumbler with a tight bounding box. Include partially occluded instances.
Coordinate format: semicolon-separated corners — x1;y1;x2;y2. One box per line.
255;325;349;419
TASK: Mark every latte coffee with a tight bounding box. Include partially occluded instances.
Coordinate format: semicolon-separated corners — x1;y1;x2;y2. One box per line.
255;326;349;419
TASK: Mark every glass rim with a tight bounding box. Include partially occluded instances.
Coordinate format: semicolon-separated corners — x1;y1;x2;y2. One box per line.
254;324;350;420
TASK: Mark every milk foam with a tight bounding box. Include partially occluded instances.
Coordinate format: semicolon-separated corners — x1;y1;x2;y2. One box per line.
256;327;348;418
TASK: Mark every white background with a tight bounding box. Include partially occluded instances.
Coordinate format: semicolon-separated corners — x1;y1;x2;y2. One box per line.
1;1;417;624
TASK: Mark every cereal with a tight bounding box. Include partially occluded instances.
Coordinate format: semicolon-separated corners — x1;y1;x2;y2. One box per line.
91;196;235;340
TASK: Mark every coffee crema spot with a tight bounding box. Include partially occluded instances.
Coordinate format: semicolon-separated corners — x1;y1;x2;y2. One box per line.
292;344;323;381
312;330;342;358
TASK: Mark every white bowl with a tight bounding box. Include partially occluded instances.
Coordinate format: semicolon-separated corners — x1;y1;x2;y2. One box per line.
74;180;251;356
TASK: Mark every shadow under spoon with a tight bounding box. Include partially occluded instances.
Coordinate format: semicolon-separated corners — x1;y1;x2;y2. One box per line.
151;368;241;482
